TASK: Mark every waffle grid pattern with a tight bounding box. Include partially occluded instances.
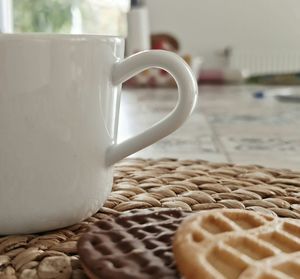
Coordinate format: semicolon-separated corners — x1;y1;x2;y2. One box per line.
173;209;300;279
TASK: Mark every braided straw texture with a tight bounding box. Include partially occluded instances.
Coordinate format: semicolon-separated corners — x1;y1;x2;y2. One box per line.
1;158;300;279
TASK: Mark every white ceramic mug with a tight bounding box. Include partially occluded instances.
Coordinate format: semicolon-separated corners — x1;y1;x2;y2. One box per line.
0;34;198;235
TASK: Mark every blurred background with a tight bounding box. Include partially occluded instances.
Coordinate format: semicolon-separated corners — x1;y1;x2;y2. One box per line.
2;0;300;83
2;0;300;169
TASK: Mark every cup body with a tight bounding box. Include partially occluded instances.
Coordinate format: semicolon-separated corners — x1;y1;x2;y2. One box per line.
0;34;124;234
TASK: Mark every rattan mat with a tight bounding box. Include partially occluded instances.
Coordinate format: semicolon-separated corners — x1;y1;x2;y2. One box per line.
1;158;300;279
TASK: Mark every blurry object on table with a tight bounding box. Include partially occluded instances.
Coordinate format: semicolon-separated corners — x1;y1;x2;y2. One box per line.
125;33;201;88
198;68;246;85
151;33;179;52
253;87;300;103
247;72;300;85
275;88;300;102
197;47;246;85
126;0;150;56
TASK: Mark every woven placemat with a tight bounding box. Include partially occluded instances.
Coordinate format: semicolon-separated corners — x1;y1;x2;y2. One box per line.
1;158;300;279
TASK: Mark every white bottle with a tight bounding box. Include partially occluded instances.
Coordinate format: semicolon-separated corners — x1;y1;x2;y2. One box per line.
126;0;150;56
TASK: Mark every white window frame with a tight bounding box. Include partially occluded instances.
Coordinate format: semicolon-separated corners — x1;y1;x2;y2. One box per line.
0;0;13;33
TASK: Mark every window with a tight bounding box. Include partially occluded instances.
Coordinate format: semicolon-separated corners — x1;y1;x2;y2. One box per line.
0;0;129;35
0;0;13;32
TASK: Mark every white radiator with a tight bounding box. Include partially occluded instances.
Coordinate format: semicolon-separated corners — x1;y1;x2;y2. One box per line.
229;49;300;75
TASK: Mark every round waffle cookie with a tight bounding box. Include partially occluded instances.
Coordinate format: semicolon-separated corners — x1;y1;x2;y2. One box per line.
173;209;300;279
77;208;191;279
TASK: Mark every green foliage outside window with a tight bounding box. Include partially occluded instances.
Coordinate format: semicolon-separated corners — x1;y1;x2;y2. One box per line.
14;0;73;33
13;0;128;35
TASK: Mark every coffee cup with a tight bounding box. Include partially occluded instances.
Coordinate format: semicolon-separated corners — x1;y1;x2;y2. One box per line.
0;34;197;234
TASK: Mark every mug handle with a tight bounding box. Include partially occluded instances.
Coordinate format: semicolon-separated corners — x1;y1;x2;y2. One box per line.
106;50;198;166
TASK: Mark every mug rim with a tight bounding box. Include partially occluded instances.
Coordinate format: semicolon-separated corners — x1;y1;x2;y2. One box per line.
0;33;124;42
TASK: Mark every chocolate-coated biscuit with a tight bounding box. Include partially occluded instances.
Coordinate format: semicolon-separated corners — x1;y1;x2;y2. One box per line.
78;208;191;279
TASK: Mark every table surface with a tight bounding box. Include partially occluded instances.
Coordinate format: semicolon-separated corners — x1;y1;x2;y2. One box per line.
118;85;300;170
